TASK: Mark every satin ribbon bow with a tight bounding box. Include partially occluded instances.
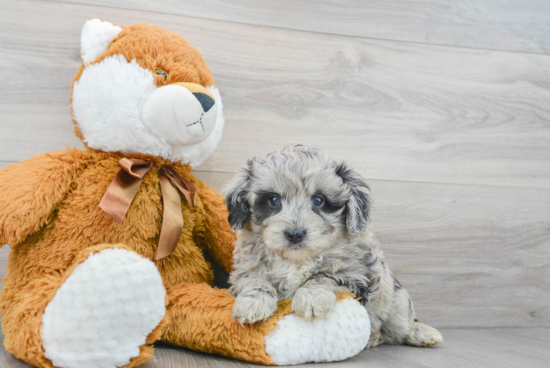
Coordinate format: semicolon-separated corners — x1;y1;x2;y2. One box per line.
99;158;196;260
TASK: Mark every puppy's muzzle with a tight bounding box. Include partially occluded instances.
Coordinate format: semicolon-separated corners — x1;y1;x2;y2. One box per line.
284;229;307;244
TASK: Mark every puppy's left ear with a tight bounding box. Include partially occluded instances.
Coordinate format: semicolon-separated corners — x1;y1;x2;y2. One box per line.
223;161;254;230
336;162;371;234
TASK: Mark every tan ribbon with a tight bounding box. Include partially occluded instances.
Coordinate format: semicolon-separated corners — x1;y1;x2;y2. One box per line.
99;158;196;260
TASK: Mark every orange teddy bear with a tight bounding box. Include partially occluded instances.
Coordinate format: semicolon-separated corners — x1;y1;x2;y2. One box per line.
0;20;370;368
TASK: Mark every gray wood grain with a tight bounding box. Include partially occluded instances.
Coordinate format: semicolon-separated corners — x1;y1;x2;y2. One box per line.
1;0;550;189
54;0;550;55
1;328;549;368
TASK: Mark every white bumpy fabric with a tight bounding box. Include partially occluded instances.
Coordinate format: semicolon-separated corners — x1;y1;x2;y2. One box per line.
264;298;371;365
41;248;166;368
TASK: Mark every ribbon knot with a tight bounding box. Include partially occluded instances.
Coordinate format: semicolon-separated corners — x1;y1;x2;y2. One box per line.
99;158;196;260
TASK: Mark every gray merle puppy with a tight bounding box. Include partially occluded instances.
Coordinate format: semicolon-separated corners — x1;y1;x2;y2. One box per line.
224;145;442;348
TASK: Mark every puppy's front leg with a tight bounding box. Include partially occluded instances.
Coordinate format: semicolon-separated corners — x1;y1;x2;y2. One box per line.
292;276;340;321
231;278;279;325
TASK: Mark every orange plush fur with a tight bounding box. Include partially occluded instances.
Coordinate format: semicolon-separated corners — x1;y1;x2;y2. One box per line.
0;23;288;367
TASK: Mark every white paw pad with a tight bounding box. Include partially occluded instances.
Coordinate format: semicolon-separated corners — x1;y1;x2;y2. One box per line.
265;298;370;365
41;248;166;368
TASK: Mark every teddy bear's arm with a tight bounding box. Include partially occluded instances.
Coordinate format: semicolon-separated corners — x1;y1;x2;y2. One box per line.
193;179;236;274
0;150;86;246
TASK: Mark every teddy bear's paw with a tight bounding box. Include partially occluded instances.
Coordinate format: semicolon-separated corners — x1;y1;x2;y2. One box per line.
41;247;166;368
265;296;370;365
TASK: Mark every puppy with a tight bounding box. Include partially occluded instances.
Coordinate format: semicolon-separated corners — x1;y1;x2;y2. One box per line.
224;145;442;348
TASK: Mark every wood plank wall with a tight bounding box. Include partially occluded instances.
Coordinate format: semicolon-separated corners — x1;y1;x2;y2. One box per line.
0;0;549;328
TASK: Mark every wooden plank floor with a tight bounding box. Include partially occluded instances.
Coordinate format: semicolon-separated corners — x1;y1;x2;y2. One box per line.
0;0;549;340
2;328;550;368
53;0;550;54
3;1;550;189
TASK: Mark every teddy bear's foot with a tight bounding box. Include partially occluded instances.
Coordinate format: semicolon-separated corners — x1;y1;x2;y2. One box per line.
162;285;370;366
264;296;371;365
41;247;166;368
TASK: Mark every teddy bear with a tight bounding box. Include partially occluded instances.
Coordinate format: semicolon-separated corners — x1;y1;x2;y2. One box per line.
0;19;371;368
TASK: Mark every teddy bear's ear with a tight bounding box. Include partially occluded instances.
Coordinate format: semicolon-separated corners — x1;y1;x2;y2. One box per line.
80;19;122;65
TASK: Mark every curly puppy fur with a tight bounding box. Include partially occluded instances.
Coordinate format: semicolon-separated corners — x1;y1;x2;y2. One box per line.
224;145;442;348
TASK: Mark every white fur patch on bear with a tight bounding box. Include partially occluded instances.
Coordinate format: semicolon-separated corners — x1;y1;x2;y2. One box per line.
72;54;225;167
41;248;166;368
80;19;122;65
264;298;370;365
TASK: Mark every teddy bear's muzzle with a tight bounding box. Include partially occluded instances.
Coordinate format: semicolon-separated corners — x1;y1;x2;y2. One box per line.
140;82;218;147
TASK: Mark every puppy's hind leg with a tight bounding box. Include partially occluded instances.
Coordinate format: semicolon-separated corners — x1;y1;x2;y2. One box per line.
405;321;443;347
382;287;443;347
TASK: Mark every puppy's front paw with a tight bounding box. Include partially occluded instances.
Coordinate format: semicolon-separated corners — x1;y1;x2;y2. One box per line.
232;292;278;325
291;286;337;321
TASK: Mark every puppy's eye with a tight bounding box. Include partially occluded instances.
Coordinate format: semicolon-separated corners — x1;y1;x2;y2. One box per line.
312;196;324;207
155;70;168;80
268;195;281;207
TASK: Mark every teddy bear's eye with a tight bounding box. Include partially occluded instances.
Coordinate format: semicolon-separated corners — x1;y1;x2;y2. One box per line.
155;70;168;80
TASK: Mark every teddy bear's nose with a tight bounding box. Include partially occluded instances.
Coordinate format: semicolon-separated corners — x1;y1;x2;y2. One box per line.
170;82;216;113
193;92;215;113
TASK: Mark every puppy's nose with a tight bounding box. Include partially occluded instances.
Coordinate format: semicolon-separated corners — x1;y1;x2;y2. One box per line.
285;229;307;244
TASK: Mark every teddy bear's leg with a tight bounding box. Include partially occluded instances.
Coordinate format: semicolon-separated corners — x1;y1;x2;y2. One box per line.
2;244;166;368
161;285;371;365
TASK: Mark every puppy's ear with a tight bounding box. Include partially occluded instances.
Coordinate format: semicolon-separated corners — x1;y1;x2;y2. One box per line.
223;161;254;230
336;162;371;234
